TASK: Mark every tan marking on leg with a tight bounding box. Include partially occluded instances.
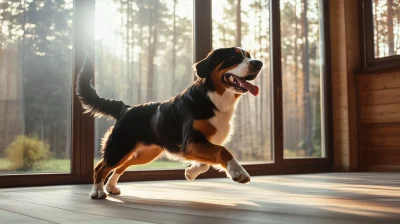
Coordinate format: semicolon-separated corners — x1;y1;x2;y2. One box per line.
94;151;133;184
184;142;233;168
114;144;163;175
104;145;163;195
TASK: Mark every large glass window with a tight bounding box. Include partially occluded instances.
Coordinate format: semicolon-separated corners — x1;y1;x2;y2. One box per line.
94;0;193;170
281;0;325;158
0;0;73;173
212;0;272;163
0;0;330;186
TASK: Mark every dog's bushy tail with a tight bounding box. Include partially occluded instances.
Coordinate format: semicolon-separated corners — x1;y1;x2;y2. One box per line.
76;56;127;120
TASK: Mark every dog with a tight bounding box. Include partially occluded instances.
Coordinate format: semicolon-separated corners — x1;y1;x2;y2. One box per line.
77;47;263;199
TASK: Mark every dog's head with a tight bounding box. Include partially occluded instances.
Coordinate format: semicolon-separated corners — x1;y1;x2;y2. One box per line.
194;47;263;96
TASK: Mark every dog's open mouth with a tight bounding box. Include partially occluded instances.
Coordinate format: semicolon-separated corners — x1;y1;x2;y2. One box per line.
222;73;259;96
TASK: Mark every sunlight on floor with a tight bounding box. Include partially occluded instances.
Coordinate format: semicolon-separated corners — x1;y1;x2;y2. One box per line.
113;174;400;218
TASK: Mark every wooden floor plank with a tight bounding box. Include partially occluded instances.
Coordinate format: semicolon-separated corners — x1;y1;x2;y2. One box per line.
0;173;399;224
0;208;54;224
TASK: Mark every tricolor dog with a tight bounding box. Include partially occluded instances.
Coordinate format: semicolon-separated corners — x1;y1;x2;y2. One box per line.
76;47;263;199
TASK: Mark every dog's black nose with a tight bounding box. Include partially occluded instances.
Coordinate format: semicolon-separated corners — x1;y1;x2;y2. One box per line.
250;60;263;70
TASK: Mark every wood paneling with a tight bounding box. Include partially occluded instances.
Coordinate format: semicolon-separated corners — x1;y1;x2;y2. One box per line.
360;147;400;170
359;88;400;106
358;72;400;170
358;71;400;91
360;103;400;124
360;123;400;147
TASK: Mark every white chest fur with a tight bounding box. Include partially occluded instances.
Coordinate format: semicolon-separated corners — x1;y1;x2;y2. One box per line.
207;91;239;146
208;110;234;145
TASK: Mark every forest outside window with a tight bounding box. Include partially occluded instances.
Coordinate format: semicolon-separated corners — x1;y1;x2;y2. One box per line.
94;0;193;170
372;0;400;58
212;0;272;163
361;0;400;71
281;0;325;158
0;0;73;174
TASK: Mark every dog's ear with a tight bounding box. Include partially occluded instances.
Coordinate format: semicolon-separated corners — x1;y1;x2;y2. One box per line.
194;49;215;78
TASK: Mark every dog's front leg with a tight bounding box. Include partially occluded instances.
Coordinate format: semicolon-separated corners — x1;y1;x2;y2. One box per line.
185;163;210;181
183;141;250;184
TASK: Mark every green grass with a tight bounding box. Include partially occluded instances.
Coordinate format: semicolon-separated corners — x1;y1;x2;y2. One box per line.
0;158;185;173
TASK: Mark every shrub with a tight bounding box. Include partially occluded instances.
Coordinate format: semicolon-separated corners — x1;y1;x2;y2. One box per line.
5;136;51;171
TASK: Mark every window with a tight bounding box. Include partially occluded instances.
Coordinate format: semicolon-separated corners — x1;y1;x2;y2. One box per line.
94;0;193;170
281;0;325;158
212;0;272;163
0;0;331;187
361;0;400;71
0;0;73;174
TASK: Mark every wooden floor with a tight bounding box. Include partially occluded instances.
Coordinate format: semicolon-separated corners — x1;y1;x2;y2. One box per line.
1;173;399;224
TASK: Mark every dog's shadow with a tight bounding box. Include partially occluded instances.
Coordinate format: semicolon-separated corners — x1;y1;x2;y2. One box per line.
104;194;255;212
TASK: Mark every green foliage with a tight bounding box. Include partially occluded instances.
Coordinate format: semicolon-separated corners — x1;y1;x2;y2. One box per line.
5;136;51;171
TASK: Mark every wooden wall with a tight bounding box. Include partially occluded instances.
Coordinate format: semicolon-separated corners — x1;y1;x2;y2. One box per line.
358;71;400;170
329;0;400;171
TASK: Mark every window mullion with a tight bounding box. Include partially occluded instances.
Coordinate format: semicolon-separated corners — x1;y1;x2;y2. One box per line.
270;0;283;165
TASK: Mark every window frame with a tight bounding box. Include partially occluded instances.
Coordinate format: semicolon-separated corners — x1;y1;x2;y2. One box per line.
360;0;400;73
0;0;332;188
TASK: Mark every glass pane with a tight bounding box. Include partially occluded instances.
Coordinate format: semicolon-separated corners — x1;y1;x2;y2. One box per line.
212;0;272;163
0;0;73;173
372;0;400;58
281;0;325;158
94;0;192;170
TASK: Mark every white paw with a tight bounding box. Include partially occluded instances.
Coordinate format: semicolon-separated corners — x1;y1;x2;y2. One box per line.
90;184;107;199
226;159;251;184
105;184;121;195
105;172;121;195
185;163;210;181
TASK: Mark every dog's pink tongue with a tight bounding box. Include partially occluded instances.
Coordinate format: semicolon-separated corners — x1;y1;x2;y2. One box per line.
237;78;259;96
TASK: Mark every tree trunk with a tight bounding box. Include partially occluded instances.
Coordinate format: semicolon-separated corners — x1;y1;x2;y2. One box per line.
20;0;27;135
126;0;131;103
396;3;400;53
294;0;300;148
147;2;154;102
120;0;124;100
374;0;380;56
147;0;159;102
236;0;242;47
302;0;313;156
138;25;143;103
387;0;395;55
256;0;262;147
171;0;177;96
222;15;227;46
2;47;11;142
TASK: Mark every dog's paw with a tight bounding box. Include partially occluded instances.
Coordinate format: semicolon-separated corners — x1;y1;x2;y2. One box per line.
226;159;251;184
185;163;210;181
105;184;121;195
90;184;107;199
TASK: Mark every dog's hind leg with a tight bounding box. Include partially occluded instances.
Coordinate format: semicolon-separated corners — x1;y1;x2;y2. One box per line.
90;152;133;199
105;144;163;195
90;159;116;199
